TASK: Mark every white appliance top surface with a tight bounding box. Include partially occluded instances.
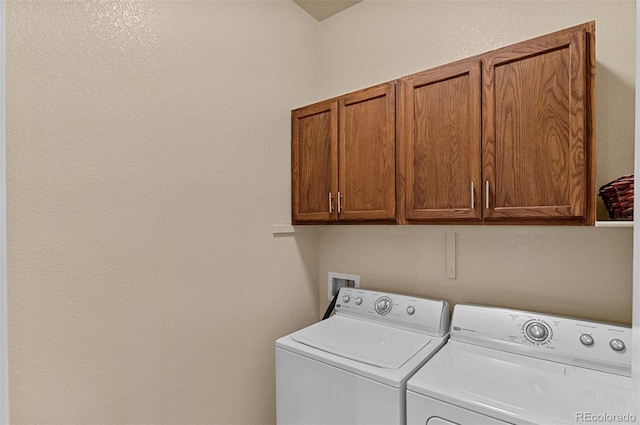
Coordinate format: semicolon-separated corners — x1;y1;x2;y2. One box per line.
276;315;447;387
292;315;431;368
407;340;640;425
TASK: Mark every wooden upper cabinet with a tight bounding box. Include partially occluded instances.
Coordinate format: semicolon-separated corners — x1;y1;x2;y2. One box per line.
339;83;396;221
291;22;595;226
482;22;595;224
399;58;482;223
291;100;338;223
291;82;396;224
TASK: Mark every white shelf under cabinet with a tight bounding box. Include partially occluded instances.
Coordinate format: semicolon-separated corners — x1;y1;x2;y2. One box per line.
272;224;318;235
595;221;634;228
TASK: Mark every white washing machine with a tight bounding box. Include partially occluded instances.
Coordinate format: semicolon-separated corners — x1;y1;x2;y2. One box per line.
407;304;639;425
276;287;450;425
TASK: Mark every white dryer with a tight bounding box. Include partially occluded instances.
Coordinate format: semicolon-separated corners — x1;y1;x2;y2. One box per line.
276;287;450;425
407;304;639;425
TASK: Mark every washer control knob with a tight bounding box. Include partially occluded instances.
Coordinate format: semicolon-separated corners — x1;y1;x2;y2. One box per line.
406;306;415;315
609;339;626;352
579;334;594;346
526;322;548;342
342;294;351;303
355;297;363;305
375;297;392;315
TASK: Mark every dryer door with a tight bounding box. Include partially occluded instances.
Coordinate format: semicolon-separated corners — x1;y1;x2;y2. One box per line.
427;418;460;425
292;315;432;368
407;391;513;425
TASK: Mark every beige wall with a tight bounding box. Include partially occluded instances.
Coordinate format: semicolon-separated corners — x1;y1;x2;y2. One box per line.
4;0;636;423
317;1;635;325
6;1;319;423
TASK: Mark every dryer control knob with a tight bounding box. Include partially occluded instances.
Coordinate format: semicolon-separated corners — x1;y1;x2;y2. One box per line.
406;306;415;315
526;322;548;342
609;338;626;352
579;334;594;346
342;295;351;303
355;297;363;305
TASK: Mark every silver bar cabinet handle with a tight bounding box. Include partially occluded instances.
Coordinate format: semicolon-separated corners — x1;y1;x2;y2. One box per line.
485;181;490;209
329;192;333;213
470;182;475;209
338;192;342;213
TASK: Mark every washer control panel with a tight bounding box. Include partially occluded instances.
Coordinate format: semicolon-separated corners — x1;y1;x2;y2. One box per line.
450;304;632;376
334;287;449;337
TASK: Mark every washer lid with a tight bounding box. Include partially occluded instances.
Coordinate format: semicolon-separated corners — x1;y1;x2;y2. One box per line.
292;316;432;368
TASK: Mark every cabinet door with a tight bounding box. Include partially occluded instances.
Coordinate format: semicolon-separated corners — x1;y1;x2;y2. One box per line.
291;100;338;223
399;59;482;222
338;83;396;221
483;25;594;223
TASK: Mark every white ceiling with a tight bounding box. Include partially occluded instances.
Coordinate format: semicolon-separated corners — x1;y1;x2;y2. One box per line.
293;0;362;21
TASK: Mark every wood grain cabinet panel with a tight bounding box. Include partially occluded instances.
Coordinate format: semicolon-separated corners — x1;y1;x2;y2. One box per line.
339;84;396;221
291;83;396;224
482;23;595;224
291;100;338;223
399;59;482;222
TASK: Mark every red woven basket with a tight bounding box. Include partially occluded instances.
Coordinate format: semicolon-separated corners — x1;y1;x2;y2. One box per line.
599;174;634;220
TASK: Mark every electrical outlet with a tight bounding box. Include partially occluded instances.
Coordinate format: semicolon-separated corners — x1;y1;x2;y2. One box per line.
328;272;360;300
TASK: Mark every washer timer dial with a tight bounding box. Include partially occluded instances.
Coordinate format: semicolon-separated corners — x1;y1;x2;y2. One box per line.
375;296;393;315
523;320;552;344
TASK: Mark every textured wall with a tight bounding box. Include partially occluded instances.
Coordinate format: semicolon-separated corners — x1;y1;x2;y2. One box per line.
317;1;635;325
6;1;319;423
